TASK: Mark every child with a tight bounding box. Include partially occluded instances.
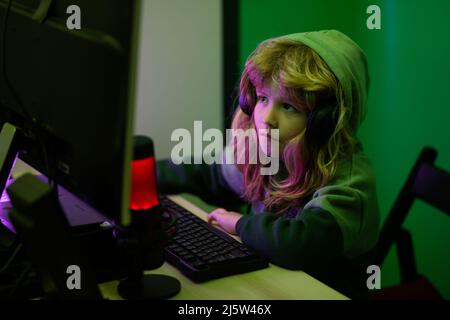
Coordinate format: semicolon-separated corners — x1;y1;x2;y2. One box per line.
157;30;380;298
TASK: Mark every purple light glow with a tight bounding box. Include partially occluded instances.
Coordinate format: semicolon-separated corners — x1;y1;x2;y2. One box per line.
0;153;19;204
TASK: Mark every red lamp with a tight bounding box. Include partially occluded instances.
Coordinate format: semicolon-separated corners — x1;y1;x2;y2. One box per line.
130;136;159;211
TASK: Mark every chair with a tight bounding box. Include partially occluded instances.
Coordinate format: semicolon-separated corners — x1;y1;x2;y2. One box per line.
371;146;450;299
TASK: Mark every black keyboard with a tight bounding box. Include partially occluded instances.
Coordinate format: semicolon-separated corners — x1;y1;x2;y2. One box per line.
161;197;268;282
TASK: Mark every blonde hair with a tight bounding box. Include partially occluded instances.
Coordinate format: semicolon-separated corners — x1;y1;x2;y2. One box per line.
232;38;358;212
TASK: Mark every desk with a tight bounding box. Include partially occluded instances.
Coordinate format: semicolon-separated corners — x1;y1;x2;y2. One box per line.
99;195;349;300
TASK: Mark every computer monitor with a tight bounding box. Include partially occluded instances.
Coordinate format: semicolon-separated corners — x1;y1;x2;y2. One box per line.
0;0;140;226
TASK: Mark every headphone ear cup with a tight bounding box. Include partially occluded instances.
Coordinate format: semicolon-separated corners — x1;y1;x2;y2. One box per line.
305;105;338;146
239;93;251;116
239;94;252;116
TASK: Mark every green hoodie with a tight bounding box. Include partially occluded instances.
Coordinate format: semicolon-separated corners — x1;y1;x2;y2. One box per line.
157;30;379;298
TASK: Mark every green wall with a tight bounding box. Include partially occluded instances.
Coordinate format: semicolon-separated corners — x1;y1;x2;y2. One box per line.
240;0;450;298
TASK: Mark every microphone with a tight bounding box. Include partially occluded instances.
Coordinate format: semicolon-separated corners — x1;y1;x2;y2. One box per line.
129;136;166;270
117;136;180;299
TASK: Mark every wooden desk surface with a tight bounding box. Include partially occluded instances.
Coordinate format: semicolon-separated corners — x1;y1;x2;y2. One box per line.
100;195;349;300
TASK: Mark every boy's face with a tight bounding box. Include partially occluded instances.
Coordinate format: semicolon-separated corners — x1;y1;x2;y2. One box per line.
253;82;307;150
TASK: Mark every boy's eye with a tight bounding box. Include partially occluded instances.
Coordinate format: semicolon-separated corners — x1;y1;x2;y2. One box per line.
257;96;268;103
282;103;297;112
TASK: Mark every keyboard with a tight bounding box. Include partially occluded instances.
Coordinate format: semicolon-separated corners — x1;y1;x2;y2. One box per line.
161;197;268;282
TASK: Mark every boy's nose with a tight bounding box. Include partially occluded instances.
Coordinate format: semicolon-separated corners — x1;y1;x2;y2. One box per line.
264;105;278;128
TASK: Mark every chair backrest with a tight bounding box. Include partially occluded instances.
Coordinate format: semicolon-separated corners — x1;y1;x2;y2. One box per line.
375;147;450;266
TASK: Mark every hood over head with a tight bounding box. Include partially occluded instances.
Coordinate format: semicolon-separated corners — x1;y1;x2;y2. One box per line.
279;30;370;133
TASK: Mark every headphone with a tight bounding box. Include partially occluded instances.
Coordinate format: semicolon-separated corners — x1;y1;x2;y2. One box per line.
239;93;338;147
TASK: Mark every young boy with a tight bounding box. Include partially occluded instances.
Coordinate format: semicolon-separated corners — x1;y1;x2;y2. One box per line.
157;30;380;298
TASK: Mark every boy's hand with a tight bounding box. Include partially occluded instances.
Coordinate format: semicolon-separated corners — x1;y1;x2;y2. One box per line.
207;208;243;235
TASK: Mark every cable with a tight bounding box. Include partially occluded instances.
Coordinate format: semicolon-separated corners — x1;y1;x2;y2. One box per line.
162;208;178;239
0;243;23;274
8;261;33;298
